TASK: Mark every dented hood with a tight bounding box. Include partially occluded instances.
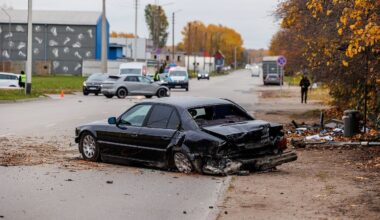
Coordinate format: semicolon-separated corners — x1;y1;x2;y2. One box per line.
201;120;271;143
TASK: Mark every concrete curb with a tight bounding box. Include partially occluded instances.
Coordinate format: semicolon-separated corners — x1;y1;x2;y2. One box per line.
206;176;232;220
0;96;50;104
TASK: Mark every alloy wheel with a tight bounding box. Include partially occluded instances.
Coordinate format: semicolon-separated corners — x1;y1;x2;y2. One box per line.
82;134;96;159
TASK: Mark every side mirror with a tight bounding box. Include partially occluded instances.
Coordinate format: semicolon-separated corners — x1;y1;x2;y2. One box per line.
108;117;117;125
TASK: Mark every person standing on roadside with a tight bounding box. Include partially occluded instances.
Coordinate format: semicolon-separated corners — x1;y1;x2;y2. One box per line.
299;75;310;103
19;70;26;88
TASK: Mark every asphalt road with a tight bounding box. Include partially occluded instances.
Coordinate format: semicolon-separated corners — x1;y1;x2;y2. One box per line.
0;69;292;220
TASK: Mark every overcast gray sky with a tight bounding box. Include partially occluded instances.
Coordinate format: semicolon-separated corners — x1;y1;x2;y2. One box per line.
1;0;280;49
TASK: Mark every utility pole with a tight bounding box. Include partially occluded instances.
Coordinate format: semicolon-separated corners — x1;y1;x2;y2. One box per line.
172;12;175;63
101;0;108;73
234;47;237;70
172;10;181;63
26;0;32;95
134;0;138;61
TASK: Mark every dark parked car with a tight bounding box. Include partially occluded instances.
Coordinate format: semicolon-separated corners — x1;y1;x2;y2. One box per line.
83;73;109;95
75;97;297;175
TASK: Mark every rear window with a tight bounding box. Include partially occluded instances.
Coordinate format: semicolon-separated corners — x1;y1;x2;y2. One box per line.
120;68;141;75
188;104;252;127
169;71;187;77
268;75;278;79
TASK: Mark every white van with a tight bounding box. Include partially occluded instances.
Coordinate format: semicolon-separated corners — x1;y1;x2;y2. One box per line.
0;72;20;88
119;62;147;76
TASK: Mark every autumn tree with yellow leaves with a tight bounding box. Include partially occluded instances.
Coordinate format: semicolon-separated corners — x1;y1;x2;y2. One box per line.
178;21;244;66
270;0;380;125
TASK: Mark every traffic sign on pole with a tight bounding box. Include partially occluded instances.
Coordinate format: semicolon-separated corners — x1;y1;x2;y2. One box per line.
277;55;287;67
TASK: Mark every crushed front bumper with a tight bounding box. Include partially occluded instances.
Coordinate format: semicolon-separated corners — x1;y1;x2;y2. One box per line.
202;151;297;175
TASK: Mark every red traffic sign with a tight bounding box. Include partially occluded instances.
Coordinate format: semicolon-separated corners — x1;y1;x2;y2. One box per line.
277;56;287;67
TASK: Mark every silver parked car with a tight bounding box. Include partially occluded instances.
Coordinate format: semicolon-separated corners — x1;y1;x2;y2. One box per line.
101;75;170;99
264;74;282;85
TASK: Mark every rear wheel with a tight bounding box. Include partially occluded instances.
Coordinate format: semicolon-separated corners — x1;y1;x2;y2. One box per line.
173;152;193;173
157;88;167;98
145;95;153;99
79;132;100;162
116;88;128;99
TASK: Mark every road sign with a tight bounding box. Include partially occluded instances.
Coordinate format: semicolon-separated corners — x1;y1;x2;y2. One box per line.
277;56;287;67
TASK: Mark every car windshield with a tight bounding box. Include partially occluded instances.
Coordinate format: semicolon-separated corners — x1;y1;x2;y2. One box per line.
170;71;187;77
88;74;107;81
120;68;141;75
188;104;252;127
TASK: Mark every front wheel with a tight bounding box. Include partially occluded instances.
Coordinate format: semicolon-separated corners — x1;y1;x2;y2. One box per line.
79;132;100;162
116;88;128;99
145;95;153;99
104;94;114;99
173;152;193;173
157;88;167;98
185;87;189;91
83;91;89;96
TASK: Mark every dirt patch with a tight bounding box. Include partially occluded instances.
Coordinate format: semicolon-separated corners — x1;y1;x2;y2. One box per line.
217;147;380;220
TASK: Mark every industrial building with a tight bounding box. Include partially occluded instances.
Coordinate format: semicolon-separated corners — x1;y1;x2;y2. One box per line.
0;9;109;75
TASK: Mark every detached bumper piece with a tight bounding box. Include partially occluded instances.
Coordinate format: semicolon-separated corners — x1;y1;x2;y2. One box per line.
238;151;298;171
202;151;297;176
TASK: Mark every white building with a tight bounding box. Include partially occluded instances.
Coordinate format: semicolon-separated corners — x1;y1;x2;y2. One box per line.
185;55;215;72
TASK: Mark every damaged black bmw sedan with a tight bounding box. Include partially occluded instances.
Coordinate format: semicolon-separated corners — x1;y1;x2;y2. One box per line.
75;97;297;175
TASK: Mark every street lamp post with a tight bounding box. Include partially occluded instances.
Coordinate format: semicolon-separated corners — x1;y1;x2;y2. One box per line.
26;0;33;95
172;10;181;63
101;0;108;73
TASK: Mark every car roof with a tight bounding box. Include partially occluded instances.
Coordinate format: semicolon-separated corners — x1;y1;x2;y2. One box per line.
169;66;187;72
0;72;19;76
141;97;232;109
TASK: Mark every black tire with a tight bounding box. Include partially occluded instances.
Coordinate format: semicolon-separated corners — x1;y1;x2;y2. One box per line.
79;132;100;162
173;151;193;173
95;92;99;96
185;87;189;92
145;95;153;99
104;94;114;99
207;77;210;80
197;78;200;80
83;91;89;96
116;88;128;99
157;88;167;98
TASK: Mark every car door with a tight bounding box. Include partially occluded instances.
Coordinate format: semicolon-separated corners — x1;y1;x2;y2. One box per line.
136;76;155;95
123;75;140;95
137;104;181;162
98;104;153;160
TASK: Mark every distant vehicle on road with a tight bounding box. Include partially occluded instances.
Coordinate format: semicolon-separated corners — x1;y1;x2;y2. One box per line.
119;62;147;76
83;73;108;96
75;97;297;175
245;64;251;69
262;56;283;85
0;72;20;88
264;74;282;85
101;75;169;99
197;70;210;80
250;65;261;77
164;66;189;91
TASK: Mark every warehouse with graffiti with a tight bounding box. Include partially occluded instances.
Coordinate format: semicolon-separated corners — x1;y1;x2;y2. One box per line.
0;9;109;75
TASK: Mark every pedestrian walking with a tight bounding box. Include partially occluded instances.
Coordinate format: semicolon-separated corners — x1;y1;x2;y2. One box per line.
299;75;310;103
19;70;26;88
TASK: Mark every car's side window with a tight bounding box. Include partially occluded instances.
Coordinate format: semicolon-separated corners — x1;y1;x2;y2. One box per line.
119;104;152;127
167;110;180;130
125;76;139;82
138;76;151;84
145;105;174;129
0;74;5;80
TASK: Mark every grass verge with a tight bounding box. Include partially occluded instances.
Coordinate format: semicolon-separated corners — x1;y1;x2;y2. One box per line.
0;75;85;101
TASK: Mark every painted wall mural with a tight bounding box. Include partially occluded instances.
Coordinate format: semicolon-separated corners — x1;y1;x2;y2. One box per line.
0;24;96;74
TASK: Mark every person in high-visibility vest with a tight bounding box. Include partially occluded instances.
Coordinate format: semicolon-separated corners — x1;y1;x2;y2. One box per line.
19;70;26;88
153;71;160;82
